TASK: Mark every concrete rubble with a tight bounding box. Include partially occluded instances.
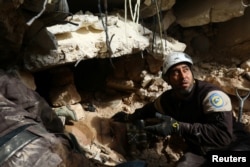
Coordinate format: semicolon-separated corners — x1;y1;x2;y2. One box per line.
24;11;186;71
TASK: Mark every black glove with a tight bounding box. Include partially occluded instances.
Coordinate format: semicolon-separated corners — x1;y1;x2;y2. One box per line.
111;111;138;123
144;116;179;136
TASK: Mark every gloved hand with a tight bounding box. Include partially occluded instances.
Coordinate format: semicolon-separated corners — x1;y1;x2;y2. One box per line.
144;116;179;136
54;105;77;121
111;111;136;123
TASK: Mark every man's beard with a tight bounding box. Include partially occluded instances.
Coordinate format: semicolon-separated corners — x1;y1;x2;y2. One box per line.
176;80;195;96
178;85;193;95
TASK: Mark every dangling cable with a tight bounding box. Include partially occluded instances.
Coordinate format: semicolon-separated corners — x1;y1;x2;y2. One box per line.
155;0;164;59
129;0;141;23
124;0;128;45
151;15;157;53
26;0;48;26
129;0;134;22
98;0;115;68
135;0;141;23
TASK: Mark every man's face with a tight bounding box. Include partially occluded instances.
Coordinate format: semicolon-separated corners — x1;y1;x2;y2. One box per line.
164;63;194;95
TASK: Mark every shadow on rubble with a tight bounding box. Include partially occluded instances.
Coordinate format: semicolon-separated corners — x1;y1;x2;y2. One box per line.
89;116;128;155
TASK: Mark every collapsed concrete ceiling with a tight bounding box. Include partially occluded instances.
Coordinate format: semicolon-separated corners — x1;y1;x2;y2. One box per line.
0;0;250;105
0;0;249;69
1;0;250;104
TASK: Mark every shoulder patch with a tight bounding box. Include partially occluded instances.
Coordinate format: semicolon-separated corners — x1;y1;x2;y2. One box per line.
209;93;224;108
203;90;232;113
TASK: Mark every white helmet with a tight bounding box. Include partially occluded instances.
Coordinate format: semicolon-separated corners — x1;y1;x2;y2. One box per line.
162;52;193;76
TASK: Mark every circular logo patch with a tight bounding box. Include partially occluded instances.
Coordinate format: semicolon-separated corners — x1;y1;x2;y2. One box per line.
209;93;224;108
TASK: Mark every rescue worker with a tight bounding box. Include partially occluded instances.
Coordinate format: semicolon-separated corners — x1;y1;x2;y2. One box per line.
112;52;233;166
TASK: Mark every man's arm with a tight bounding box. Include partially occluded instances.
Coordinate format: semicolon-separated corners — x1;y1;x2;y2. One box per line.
179;90;233;151
1;73;64;133
112;102;158;122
